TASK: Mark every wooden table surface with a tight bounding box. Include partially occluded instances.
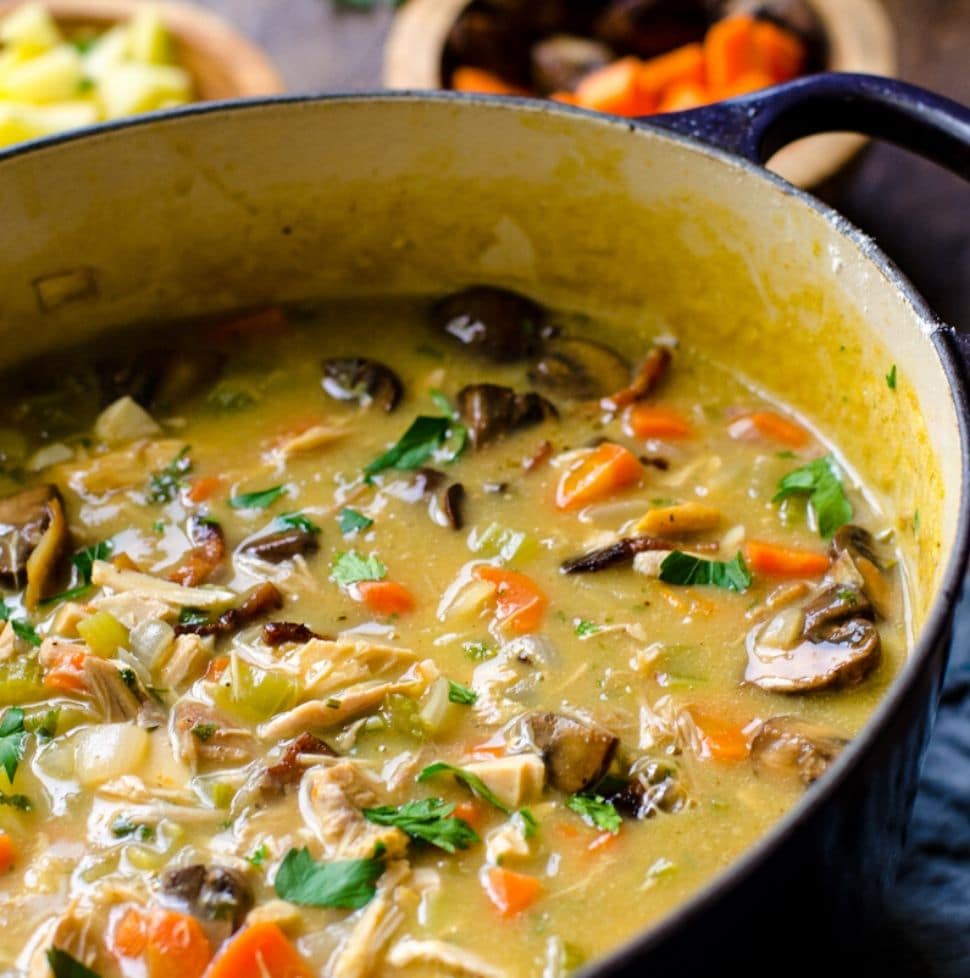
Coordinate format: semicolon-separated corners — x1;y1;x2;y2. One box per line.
197;0;970;331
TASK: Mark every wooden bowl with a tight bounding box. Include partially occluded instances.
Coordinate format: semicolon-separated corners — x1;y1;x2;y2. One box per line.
383;0;897;189
0;0;285;100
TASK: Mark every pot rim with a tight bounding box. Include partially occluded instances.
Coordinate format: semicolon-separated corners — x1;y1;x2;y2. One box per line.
1;90;968;968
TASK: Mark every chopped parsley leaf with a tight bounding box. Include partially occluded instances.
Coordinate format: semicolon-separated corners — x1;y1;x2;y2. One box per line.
886;364;897;390
363;798;479;852
363;416;450;479
574;619;599;637
46;948;101;978
247;844;269;867
277;511;322;534
447;680;477;705
274;846;384;909
0;707;26;783
147;446;191;503
228;485;287;510
463;641;495;661
773;454;853;538
110;816;154;840
658;551;751;592
0;792;31;810
417;762;511;814
330;551;387;586
191;723;217;742
338;507;373;535
11;620;41;648
567;793;622;834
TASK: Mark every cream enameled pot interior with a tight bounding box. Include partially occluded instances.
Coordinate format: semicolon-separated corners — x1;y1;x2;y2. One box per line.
0;95;956;630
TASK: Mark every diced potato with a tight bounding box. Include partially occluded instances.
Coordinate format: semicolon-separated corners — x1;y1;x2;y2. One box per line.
97;62;191;119
0;3;62;55
126;7;172;65
74;723;149;787
0;45;84;103
81;24;129;82
0;103;32;147
465;754;545;808
0;99;98;146
94;395;161;445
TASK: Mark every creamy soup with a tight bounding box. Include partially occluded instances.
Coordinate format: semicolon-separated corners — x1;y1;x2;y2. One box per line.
0;290;907;978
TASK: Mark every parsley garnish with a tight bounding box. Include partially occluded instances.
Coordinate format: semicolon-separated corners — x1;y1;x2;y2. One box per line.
330;551;387;586
567;793;622;834
447;680;477;705
247;844;268;867
228;485;287;510
43;540;114;605
659;551;751;592
417;762;511;814
518;807;539;838
773;454;853;538
178;607;209;627
463;641;495;661
338;507;373;535
277;511;322;534
574;619;599;637
0;707;26;783
46;948;101;978
363;798;479;852
147;446;191;503
886;364;897;390
191;723;217;742
110;816;154;840
363;416;450;479
11;619;40;647
0;792;31;810
274;846;384;909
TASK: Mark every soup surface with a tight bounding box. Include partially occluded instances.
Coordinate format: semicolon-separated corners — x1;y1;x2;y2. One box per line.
0;291;907;978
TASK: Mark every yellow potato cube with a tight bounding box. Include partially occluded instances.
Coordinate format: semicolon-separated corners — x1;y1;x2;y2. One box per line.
126;6;174;66
97;62;192;119
0;3;62;55
0;45;84;103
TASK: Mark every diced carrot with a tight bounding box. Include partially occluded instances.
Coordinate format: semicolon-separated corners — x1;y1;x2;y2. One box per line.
587;830;620;853
657;81;712;113
210;307;287;343
705;15;757;91
473;566;548;634
574;57;655;116
745;540;830;578
146;910;212;978
453;800;486;831
452;66;529;96
354;580;415;616
688;708;750;762
185;476;223;504
716;68;776;99
555;442;642;511
42;645;88;693
752;20;805;82
549;91;579;105
728;410;808;448
203;922;313;978
111;552;140;572
470;739;506;759
205;656;229;682
112;907;149;959
638;43;706;100
627;404;692;440
483;867;542;918
0;832;16;874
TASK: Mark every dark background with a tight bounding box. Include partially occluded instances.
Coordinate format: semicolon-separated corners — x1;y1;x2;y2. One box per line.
199;1;970;972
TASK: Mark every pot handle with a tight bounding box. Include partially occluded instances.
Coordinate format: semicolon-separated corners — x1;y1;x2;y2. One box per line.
647;72;970;180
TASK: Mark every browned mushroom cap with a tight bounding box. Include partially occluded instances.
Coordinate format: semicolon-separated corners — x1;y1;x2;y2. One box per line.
745;616;880;693
521;712;619;794
830;524;892;617
260;732;336;795
240;528;319;564
457;384;557;448
322;358;403;413
751;716;848;786
175;582;284;638
530;337;631;401
594;0;713;59
561;534;671;574
606;760;689;818
531;35;614;94
432;287;547;362
430;483;466;531
162;864;253;933
802;584;872;640
0;484;70;607
169;517;226;587
262;621;325;647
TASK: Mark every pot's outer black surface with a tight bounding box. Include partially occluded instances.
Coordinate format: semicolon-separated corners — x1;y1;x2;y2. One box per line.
0;73;968;976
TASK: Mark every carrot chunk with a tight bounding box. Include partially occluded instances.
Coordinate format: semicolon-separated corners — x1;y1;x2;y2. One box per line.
354;580;415;616
452;67;529;96
688;708;750;762
0;832;16;874
204;922;313;978
752;20;805;82
483;867;542;917
657;81;711;113
112;907;149;959
574;57;655;116
42;645;88;692
705;15;757;91
638;42;706;100
185;476;223;504
555;442;642;510
473;565;548;634
627;405;692;440
716;68;777;99
728;410;808;447
745;540;831;578
146;910;212;978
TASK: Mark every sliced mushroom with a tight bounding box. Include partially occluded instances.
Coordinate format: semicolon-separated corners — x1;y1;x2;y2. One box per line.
530;337;631;401
175;581;283;638
830;524;892;617
162;863;253;934
430;483;465;530
169;517;226;587
239;528;319;563
519;711;619;794
432;287;547;362
594;0;713;60
750;716;848;785
606;760;689;818
457;384;557;448
561;534;672;574
260;732;336;795
0;484;68;601
601;345;671;411
745;615;880;693
262;621;325;647
386;467;445;504
802;584;871;640
97;349;225;411
321;358;403;413
531;35;614;94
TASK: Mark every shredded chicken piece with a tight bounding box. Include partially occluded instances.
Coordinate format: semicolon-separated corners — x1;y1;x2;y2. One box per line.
299;761;408;861
38;637;86;670
56;438;185;495
485;821;531;866
23;890;119;978
638;695;705;755
159;633;213;689
387;939;506;978
91;590;175;628
83;655;142;722
258;659;438;740
282;638;418;697
331;860;410;978
171;700;256;767
91;560;236;609
273;423;349;459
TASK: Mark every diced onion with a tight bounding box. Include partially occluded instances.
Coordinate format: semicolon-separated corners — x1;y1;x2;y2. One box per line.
129;618;175;669
74;723;148;787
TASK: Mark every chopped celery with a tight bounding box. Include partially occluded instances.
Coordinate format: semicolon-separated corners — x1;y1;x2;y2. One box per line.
206;781;235;810
467;522;538;565
214;656;298;722
418;676;461;735
77;610;128;657
383;693;427;740
126;845;164;871
0;655;44;703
